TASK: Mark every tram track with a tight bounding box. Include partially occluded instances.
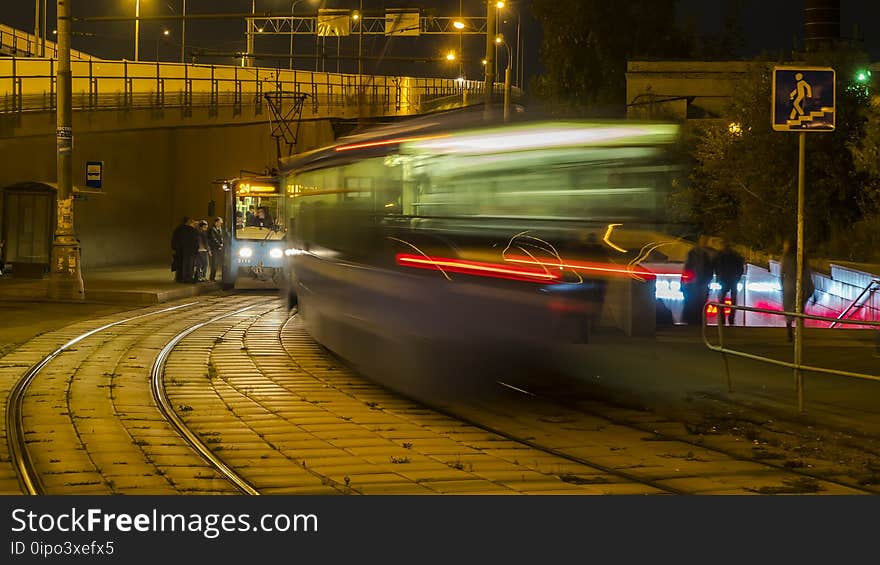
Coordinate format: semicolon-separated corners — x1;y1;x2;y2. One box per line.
183;305;656;495
150;303;271;496
276;312;688;495
7;302;198;495
277;313;871;495
531;386;880;494
6;293;872;495
6;296;275;495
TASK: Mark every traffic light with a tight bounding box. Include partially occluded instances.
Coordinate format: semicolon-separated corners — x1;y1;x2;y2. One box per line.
855;69;872;83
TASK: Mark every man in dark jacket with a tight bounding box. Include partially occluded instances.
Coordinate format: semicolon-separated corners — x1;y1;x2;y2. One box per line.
713;239;745;325
683;235;714;325
208;217;225;282
171;217;199;283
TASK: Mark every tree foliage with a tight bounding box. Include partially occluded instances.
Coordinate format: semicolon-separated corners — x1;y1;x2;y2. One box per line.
530;0;692;114
678;49;880;260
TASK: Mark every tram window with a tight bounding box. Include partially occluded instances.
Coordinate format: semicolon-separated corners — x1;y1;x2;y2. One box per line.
344;177;373;200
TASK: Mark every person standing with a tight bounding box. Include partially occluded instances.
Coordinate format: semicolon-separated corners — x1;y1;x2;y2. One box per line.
683;235;714;325
781;238;815;342
171;217;191;283
180;219;200;283
209;217;225;282
196;220;210;282
713;239;745;326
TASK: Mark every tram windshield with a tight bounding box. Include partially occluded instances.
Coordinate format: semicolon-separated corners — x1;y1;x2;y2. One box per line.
234;180;287;241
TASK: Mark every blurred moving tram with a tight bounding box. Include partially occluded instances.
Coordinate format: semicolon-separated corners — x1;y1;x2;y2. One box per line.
278;115;685;394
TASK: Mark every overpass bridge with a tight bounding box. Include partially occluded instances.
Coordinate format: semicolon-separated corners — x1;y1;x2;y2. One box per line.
1;21;488;134
0;23;504;272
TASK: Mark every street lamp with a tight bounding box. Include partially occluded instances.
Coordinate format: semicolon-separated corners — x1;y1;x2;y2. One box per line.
157;28;169;61
495;0;521;88
495;34;512;121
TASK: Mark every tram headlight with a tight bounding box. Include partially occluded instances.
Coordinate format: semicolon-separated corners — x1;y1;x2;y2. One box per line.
269;247;284;259
238;247;253;258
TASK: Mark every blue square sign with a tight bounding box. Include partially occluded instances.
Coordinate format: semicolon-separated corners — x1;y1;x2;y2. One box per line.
772;66;835;132
85;161;103;189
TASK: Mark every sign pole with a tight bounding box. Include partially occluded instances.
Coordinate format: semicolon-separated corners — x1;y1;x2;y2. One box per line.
49;0;84;301
771;65;834;414
795;131;805;413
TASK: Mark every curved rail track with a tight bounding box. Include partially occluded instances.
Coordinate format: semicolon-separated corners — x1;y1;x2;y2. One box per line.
5;294;874;495
6;303;197;494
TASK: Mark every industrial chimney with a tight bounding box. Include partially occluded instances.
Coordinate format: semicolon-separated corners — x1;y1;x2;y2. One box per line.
804;0;840;52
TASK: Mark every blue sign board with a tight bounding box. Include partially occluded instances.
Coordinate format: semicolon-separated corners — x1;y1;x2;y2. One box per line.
85;161;103;189
772;66;835;132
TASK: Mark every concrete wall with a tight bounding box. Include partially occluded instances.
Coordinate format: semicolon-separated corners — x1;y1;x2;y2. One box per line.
626;60;755;120
1;113;335;269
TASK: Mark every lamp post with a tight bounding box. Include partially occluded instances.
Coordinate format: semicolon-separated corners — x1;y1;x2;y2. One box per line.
49;0;84;300
180;0;185;63
483;1;497;118
134;0;141;61
41;0;47;56
496;34;512;121
34;0;40;55
245;0;255;67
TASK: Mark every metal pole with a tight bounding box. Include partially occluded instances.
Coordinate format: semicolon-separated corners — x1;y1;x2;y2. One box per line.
49;0;84;301
515;11;521;88
483;2;496;118
795;131;806;413
134;0;140;61
42;0;47;57
289;1;296;70
358;0;363;119
358;0;363;76
458;0;462;79
246;0;255;67
181;0;186;63
503;64;511;121
34;0;40;55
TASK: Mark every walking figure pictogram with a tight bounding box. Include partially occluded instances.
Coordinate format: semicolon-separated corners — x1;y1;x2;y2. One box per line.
789;73;812;120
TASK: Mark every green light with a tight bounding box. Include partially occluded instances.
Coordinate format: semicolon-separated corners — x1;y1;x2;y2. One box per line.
855;69;872;83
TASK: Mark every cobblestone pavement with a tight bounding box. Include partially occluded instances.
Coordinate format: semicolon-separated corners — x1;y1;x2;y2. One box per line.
0;294;871;495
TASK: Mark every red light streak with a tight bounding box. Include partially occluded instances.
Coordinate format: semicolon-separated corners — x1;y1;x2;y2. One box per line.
396;254;562;283
335;134;449;152
502;255;661;280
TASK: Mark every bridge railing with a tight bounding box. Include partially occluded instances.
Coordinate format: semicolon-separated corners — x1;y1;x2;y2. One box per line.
0;22;98;61
0;57;488;119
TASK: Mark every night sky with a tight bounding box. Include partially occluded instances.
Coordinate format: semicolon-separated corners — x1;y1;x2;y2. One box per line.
2;1;879;89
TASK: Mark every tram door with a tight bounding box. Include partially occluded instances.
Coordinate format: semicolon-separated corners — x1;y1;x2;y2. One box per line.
2;184;55;278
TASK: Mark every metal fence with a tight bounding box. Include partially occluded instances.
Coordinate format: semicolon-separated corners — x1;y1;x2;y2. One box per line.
0;57;488;119
0;22;98;61
702;301;880;413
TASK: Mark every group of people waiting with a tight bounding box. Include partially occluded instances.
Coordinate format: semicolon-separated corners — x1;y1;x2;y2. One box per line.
171;217;225;284
682;236;814;341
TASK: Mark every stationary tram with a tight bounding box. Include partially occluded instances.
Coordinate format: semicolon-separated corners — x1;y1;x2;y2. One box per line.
223;176;288;288
276;114;684;393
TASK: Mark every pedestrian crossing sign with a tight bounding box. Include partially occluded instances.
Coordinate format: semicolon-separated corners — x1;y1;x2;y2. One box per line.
772;66;835;132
